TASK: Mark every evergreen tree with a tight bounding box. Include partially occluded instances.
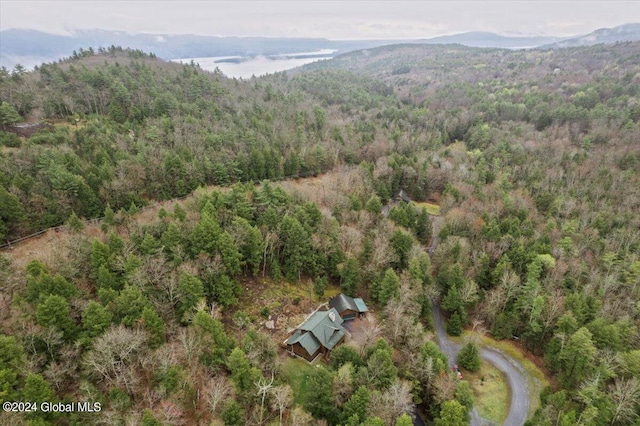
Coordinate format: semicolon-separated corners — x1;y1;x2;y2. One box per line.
35;294;76;339
177;272;204;318
396;414;413;426
314;276;328;297
366;347;397;390
390;229;414;270
331;345;363;369
559;327;596;387
193;310;233;366
205;274;241;308
341;386;371;425
227;347;260;397
96;264;119;291
0;102;21;126
21;374;56;421
280;215;313;281
454;380;474;413
421;341;448;373
221;400;244;426
141;306;165;348
65;211;84;232
378;268;400;305
341;258;361;296
0;184;24;240
303;366;339;423
218;230;243;276
81;301;113;339
189;210;222;256
0;335;24;401
447;311;464;336
365;195;383;215
435;400;467;426
110;285;150;327
458;342;481;372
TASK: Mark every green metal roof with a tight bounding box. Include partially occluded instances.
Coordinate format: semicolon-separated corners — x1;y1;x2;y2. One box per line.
286;330;322;355
286;308;346;355
353;298;369;313
329;294;369;314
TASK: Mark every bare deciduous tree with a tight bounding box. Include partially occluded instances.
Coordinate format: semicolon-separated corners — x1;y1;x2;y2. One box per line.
433;373;457;406
459;279;479;306
290;407;313;426
177;327;204;365
352;315;382;356
609;377;640;425
270;384;293;426
369;380;414;425
83;325;147;394
206;375;232;416
158;400;185;425
255;373;274;425
44;343;80;392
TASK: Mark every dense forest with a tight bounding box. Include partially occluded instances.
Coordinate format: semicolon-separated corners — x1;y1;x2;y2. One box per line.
1;41;639;425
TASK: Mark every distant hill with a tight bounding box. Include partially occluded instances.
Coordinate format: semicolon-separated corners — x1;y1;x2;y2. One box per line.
0;29;392;70
3;24;639;70
541;23;640;48
414;31;568;49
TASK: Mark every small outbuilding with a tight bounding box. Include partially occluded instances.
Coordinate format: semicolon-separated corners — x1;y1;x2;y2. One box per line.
285;308;346;362
328;293;369;321
395;189;412;203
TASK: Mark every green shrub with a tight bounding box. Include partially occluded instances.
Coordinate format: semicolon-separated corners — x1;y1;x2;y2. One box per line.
0;131;20;147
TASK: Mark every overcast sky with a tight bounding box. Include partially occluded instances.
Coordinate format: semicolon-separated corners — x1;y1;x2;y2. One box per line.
2;1;639;39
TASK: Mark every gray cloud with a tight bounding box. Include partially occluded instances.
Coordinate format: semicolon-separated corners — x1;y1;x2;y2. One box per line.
1;1;639;39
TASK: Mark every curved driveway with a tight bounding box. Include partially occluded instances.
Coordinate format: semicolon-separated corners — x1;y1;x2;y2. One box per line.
428;216;529;426
432;304;529;426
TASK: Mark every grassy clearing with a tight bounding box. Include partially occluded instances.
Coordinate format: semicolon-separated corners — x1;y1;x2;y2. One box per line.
452;331;550;418
476;335;549;417
412;201;440;216
281;357;317;405
464;361;510;424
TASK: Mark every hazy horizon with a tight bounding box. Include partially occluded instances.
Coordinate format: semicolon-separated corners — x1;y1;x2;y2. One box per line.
2;1;639;40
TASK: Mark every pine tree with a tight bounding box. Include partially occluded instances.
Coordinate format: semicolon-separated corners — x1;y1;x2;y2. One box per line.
458;342;481;372
303;366;339;423
447;311;463;336
0;102;21;126
227;347;260;396
341;386;371;425
36;295;76;340
82;301;113;339
314;276;328;297
177;272;204;318
341;258;361;296
141;307;165;348
378;268;400;305
280;216;312;281
0;184;24;240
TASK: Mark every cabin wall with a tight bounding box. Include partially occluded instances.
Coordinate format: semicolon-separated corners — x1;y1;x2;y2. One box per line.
339;309;358;320
289;343;317;361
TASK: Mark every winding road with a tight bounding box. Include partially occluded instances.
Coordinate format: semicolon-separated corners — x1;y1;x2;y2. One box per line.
432;304;529;426
428;217;530;426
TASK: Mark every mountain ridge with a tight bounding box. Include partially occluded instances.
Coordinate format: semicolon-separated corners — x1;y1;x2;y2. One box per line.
540;22;640;48
2;23;639;70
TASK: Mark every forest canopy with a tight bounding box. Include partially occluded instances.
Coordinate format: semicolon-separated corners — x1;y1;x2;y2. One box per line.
1;42;639;425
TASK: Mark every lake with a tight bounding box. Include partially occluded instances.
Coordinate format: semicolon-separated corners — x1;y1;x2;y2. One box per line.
171;49;335;79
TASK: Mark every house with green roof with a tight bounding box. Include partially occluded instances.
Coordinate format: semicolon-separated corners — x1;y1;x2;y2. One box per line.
329;293;369;321
285;308;346;361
